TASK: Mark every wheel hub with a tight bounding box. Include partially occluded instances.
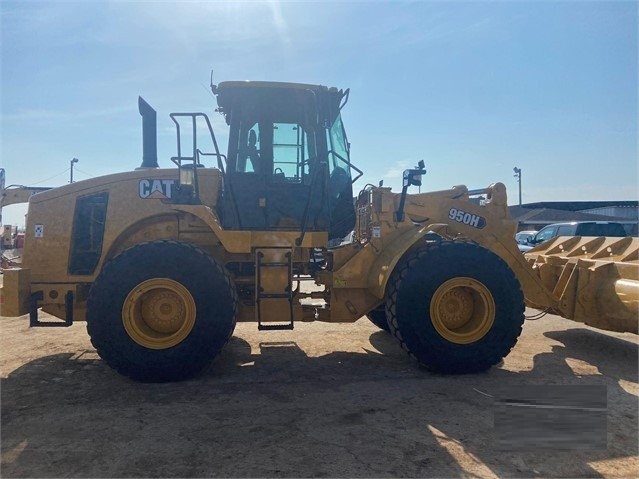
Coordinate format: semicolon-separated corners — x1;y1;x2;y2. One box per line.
122;278;196;349
437;287;474;329
139;290;185;334
430;277;495;344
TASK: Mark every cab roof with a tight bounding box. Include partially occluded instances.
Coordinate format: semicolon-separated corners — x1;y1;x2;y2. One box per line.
214;80;347;126
215;80;340;94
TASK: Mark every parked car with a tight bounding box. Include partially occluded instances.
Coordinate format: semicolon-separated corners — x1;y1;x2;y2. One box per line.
518;221;629;252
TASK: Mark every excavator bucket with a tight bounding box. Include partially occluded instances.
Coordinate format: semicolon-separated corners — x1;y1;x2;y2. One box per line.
524;236;639;334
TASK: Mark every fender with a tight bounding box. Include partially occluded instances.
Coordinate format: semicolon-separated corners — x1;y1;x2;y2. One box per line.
366;225;431;298
171;204;328;252
172;204;252;253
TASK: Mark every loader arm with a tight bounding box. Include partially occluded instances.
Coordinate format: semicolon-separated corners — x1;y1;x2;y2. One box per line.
393;182;560;311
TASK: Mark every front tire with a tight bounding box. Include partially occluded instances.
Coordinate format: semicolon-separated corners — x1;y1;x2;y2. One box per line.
87;240;237;382
386;241;525;373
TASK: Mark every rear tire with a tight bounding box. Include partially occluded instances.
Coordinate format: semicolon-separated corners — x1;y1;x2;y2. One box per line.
386;241;524;373
87;240;237;382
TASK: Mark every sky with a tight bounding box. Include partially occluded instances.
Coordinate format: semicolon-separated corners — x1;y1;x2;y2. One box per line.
1;0;637;227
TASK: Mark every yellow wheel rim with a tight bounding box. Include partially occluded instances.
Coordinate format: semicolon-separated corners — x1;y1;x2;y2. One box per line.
122;278;196;349
430;277;495;344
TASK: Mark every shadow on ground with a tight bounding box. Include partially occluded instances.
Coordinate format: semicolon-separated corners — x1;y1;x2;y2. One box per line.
1;325;637;478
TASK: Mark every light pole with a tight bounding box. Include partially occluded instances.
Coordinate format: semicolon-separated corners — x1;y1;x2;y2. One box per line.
70;158;79;183
513;167;522;206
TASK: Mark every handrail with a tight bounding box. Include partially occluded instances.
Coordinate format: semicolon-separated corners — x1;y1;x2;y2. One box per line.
328;149;363;184
169;112;226;173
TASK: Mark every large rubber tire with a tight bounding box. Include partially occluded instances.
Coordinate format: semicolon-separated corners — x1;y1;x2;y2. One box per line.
87;240;237;382
367;307;390;332
386;241;525;373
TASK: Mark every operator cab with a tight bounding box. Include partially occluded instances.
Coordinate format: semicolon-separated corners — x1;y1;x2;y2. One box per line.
214;81;360;240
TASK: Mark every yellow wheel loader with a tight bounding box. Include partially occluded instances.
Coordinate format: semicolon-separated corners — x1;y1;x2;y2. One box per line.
1;80;637;382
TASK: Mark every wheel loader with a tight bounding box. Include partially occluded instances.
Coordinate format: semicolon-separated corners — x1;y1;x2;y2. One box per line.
1;79;637;382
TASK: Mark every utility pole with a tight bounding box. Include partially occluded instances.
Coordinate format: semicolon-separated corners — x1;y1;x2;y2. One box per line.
513;167;522;206
0;167;5;225
70;158;79;183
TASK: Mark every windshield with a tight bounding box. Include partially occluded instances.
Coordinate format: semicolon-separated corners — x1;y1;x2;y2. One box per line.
229;89;317;183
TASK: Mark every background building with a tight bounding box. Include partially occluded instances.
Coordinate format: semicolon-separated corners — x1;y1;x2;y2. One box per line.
509;201;638;235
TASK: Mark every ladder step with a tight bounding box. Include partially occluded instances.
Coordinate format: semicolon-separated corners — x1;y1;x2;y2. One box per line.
258;293;292;299
29;291;74;328
256;247;295;331
258;323;294;331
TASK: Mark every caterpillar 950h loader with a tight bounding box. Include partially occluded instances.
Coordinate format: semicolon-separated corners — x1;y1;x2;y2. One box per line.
1;80;637;382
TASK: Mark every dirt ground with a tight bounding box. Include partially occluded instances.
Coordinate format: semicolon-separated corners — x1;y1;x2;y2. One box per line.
1;307;638;478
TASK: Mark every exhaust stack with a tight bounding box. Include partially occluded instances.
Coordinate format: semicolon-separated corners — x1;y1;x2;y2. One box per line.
138;96;158;169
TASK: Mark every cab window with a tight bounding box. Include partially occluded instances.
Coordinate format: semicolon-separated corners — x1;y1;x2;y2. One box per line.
273;123;314;181
556;225;575;236
235;122;261;173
